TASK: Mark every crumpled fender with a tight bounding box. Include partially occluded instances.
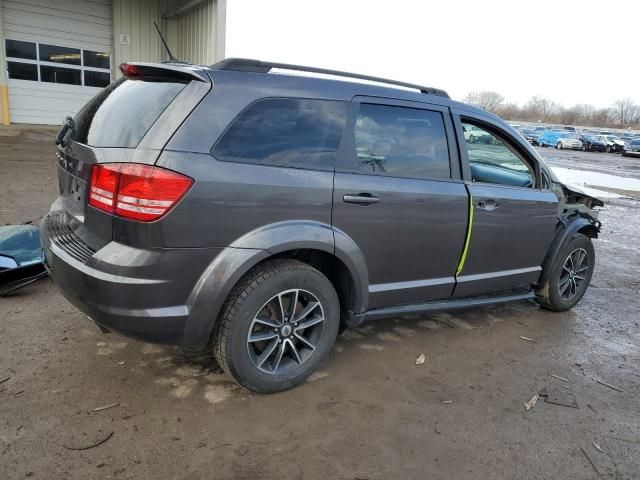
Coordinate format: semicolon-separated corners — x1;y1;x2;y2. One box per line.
538;215;599;288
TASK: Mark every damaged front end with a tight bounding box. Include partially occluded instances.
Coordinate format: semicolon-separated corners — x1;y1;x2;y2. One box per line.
552;181;603;235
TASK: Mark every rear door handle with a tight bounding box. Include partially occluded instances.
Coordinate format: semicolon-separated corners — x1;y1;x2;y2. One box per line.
476;198;499;211
343;194;380;205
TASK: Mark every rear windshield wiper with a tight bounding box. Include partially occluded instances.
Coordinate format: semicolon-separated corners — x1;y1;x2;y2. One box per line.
55;116;75;147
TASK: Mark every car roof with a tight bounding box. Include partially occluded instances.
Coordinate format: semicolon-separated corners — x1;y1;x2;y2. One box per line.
204;65;501;123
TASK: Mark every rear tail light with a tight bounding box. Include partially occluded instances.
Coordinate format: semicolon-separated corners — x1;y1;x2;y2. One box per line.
88;163;193;222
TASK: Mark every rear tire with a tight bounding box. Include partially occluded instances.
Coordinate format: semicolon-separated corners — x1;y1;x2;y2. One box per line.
557;142;563;149
213;259;340;393
536;233;595;312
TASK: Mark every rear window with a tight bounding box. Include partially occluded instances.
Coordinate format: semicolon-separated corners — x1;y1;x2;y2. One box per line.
212;98;348;170
71;78;186;148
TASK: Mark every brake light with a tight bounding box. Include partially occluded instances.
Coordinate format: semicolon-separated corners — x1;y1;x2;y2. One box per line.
120;63;143;78
88;163;193;222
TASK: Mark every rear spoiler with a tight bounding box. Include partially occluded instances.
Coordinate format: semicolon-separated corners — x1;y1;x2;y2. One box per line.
120;62;209;83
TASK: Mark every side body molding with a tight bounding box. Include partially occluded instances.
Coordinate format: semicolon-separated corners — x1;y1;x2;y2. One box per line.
181;221;369;350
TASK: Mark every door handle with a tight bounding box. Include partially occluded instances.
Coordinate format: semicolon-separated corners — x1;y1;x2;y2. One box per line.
476;198;499;211
343;193;380;205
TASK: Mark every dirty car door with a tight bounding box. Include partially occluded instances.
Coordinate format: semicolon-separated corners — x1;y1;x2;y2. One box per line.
332;99;468;309
452;113;558;297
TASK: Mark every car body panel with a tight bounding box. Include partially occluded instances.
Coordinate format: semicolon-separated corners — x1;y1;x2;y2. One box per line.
454;184;558;296
450;111;560;297
333;172;468;308
151;151;335;248
332;98;468;308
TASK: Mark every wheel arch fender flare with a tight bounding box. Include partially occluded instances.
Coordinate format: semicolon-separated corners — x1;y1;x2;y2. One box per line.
539;216;595;286
233;221;369;315
181;221;369;350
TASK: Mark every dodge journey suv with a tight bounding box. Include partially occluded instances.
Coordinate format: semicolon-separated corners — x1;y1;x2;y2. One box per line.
43;59;602;392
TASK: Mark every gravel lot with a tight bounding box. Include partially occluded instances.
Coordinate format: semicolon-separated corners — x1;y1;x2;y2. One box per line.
1;127;639;479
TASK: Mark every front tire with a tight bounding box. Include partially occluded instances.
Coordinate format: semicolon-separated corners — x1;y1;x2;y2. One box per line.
536;233;595;311
557;141;563;149
213;259;340;393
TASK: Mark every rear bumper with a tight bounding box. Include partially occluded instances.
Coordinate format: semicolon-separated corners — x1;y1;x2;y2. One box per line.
41;211;224;346
45;252;188;344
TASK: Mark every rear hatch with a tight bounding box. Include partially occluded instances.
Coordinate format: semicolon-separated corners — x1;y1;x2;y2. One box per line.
50;63;211;255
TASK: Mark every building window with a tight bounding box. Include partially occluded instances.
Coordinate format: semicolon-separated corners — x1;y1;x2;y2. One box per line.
40;65;82;85
5;40;111;88
83;50;110;70
39;44;81;65
7;61;38;81
5;40;36;60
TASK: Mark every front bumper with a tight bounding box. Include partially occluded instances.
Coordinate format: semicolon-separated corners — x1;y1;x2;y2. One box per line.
564;142;583;150
41;211;223;345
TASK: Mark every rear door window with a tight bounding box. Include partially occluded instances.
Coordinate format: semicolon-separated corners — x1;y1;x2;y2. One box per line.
352;103;451;180
71;78;186;148
212;98;348;170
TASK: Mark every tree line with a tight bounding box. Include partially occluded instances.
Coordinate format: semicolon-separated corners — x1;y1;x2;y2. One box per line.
463;91;640;129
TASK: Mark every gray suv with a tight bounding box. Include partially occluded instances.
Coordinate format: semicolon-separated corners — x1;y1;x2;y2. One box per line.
43;59;602;392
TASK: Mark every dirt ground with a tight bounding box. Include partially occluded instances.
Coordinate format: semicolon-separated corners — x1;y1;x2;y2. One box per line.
1;127;639;479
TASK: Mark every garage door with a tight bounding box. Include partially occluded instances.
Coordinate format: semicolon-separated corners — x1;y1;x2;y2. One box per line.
2;0;112;125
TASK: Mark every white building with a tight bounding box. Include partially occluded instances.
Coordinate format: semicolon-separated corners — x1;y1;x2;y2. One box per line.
0;0;226;125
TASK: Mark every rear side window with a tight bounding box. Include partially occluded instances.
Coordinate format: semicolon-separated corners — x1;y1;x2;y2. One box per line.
72;78;186;148
213;98;348;170
353;104;450;180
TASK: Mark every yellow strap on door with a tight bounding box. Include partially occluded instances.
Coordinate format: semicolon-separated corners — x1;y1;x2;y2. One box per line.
455;194;474;277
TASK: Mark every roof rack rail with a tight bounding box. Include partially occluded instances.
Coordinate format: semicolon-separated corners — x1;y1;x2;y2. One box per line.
210;58;450;99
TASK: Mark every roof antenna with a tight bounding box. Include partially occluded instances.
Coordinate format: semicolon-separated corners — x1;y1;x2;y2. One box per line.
154;21;186;64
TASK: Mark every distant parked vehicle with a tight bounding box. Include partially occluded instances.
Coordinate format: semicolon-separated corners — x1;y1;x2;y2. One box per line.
594;135;626;153
521;128;540;145
579;135;606;152
622;138;640;158
463;124;493;144
537;131;583;150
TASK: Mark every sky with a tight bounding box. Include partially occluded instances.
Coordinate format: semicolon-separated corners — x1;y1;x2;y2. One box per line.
226;0;639;109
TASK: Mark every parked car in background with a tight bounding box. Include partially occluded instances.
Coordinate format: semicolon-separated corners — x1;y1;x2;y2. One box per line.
623;138;640;157
579;135;606;152
521;128;540;145
537;131;583;150
594;135;627;153
463;124;493;143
